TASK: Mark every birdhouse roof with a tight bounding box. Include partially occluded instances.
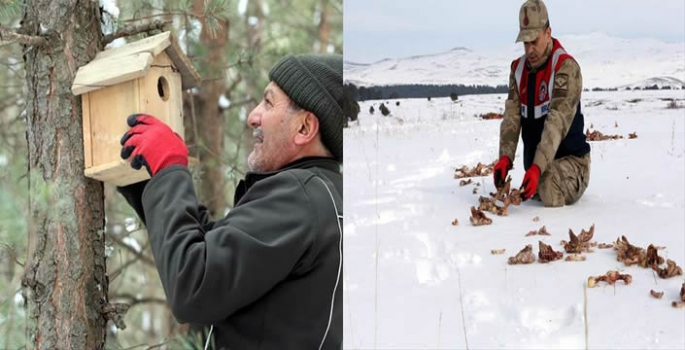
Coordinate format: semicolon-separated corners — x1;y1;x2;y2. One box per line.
72;31;201;96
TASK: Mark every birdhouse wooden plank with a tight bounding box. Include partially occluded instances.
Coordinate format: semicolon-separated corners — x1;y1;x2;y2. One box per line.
72;32;201;186
70;53;154;96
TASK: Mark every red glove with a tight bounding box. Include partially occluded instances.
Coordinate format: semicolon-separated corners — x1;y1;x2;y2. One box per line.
120;114;188;177
520;164;541;201
493;155;512;188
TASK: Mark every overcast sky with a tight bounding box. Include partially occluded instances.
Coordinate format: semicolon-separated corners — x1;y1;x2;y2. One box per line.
344;0;685;63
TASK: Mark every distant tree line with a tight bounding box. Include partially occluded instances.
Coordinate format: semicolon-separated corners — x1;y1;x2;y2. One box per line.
587;84;683;92
345;83;508;101
342;81;682;128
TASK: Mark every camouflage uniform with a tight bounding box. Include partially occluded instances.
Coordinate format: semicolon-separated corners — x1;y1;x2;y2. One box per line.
499;39;591;207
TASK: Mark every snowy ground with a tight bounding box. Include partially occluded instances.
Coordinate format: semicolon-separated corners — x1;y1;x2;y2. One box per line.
343;90;685;349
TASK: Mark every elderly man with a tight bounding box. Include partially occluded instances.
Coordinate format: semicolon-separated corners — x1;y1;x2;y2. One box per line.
117;54;343;349
493;0;591;207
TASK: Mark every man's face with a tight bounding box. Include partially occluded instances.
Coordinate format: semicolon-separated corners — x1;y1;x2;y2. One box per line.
524;27;551;66
247;82;301;172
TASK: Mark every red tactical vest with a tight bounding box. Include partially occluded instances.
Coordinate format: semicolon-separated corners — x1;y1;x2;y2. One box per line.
513;38;572;119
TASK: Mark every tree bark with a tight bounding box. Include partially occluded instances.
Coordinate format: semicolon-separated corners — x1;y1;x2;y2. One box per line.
190;0;230;218
318;0;331;53
20;1;108;348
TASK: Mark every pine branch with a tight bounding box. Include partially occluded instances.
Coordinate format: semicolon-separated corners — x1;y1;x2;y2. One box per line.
223;98;255;111
331;0;342;15
0;0;21;14
0;26;46;46
225;75;243;96
103;19;171;45
108;239;150;282
102;302;131;329
110;293;167;307
106;232;156;267
121;12;202;23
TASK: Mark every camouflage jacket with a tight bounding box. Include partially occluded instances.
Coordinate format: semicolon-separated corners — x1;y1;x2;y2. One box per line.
499;38;590;173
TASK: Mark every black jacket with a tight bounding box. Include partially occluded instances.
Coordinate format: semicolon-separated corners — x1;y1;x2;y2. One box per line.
118;157;343;349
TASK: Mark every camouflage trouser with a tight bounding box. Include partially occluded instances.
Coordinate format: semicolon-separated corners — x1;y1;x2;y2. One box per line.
537;153;591;207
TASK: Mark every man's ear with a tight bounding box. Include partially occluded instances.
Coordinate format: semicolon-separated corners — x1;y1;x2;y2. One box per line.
294;111;320;146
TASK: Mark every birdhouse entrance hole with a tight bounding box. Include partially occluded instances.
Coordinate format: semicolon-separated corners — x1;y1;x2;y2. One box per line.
157;76;170;101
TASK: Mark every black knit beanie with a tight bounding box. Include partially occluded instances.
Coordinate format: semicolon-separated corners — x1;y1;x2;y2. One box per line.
269;54;343;162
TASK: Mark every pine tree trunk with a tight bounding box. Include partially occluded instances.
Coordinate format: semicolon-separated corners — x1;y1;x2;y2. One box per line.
191;0;229;217
318;0;331;53
20;1;108;348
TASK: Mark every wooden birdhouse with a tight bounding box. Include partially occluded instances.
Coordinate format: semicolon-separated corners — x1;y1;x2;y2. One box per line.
71;31;201;186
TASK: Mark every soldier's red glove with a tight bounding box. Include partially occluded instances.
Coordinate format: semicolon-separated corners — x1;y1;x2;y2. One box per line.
493;155;512;188
520;164;541;201
120;114;188;177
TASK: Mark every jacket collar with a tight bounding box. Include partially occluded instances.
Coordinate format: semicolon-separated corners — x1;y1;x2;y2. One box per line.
234;157;340;203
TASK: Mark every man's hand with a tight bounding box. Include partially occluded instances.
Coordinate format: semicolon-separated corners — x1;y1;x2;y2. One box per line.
493;155;512;188
120;114;188;177
520;164;541;201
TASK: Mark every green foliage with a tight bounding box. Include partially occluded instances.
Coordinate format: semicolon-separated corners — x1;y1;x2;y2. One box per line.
0;0;22;20
0;291;26;349
202;0;230;39
0;163;28;249
0;155;28;348
176;0;193;12
0;89;29;349
450;92;459;102
0;2;27;339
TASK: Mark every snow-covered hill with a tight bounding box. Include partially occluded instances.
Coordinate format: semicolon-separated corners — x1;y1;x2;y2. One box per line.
344;33;685;90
